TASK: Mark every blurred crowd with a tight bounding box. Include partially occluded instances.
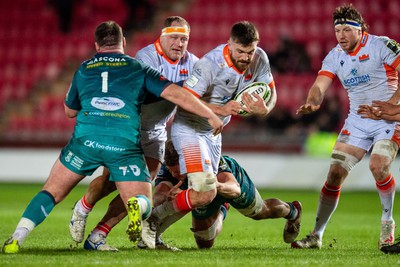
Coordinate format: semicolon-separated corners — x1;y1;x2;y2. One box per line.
0;0;349;152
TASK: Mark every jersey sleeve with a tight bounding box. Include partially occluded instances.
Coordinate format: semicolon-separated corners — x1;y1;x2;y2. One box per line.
183;58;216;97
377;36;400;68
135;48;157;69
64;71;81;110
255;49;274;86
142;64;172;97
319;49;337;79
217;156;233;174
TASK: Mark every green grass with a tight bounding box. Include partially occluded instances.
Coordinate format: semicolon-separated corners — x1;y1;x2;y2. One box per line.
1;183;400;266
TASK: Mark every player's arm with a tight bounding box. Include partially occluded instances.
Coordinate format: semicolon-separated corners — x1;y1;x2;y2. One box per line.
153;181;174;207
216;171;241;198
206;101;243;117
161;84;223;135
64;104;79;118
296;75;332;115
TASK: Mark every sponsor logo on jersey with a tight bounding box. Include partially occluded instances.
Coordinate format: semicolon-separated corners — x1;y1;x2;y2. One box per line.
91;97;125;111
159;75;167;81
343;74;371;87
179;69;189;76
185;75;199;87
358;54;370;62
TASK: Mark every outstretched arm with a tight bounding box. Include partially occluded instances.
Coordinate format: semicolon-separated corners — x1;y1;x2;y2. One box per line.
161;84;223;135
296;75;332;115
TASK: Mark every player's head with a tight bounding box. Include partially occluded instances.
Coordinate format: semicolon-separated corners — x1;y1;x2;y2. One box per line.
333;4;367;53
164;140;181;179
94;21;126;52
228;21;259;72
159;16;190;62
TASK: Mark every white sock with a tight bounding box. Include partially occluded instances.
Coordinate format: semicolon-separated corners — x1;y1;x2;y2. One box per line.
12;218;35;244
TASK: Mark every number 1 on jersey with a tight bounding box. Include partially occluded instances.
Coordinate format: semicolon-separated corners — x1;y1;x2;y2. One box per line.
101;71;108;93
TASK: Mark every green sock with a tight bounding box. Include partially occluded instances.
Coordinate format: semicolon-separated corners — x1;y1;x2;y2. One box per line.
22;190;55;226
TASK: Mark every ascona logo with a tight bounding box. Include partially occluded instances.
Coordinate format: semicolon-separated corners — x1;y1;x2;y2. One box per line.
91;97;125;111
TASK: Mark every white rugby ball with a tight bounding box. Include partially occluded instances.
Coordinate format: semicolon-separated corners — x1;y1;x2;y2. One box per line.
234;82;271;116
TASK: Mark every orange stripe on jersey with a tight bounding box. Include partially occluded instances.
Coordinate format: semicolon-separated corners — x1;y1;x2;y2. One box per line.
390;55;400;69
318;70;335;79
182;144;204;173
183;86;201;98
268;80;275;90
384;64;398;90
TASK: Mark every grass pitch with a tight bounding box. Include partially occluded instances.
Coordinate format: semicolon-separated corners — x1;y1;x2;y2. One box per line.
1;183;400;266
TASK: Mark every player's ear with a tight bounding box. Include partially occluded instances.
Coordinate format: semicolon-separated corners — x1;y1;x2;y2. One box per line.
122;37;127;48
95;42;100;52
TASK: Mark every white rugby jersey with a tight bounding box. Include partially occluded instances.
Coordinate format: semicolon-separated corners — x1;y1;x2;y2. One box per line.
320;33;400;117
135;39;199;131
174;44;275;132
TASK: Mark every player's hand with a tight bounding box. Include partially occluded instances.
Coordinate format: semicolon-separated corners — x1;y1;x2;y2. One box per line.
208;115;224;135
371;100;399;116
357;104;381;120
218;100;243;116
296;103;320;115
241;92;268;116
167;180;183;200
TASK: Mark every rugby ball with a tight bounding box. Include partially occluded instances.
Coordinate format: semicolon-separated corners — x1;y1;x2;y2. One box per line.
234;82;271;116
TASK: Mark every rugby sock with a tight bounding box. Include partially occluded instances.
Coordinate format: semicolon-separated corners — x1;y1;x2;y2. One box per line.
136;195;151;220
376;173;395;222
22;190;55;226
11;190;55;244
92;223;111;237
12;218;35;244
157;212;188;237
284;202;299;221
76;194;93;215
153;190;192;220
314;182;341;239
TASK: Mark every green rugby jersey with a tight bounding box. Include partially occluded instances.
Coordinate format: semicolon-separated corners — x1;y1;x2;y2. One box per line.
65;52;171;143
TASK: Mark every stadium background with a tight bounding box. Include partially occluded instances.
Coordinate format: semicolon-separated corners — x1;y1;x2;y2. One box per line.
1;0;400;189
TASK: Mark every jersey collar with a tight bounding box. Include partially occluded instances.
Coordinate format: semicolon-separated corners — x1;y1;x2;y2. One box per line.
348;32;369;56
154;39;180;65
223;44;244;74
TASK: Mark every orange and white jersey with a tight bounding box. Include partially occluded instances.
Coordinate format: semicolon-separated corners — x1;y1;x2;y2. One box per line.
320;33;400;117
135;39;199;131
174;44;274;133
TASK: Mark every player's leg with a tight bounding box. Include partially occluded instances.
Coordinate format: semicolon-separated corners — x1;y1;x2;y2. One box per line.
69;168;116;243
151;131;219;222
3;158;86;253
369;139;398;249
115;181;153;247
83;194;125;251
250;196;302;243
292;142;364;249
192;205;226;249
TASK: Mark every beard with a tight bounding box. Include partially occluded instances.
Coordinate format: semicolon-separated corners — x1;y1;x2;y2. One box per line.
233;59;250;72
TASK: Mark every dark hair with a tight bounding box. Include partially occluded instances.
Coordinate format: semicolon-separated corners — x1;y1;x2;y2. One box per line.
230;21;259;46
163;16;190;32
94;21;124;47
164;140;179;166
333;4;368;32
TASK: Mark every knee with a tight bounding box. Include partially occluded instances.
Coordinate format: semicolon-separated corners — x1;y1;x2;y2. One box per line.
190;189;216;207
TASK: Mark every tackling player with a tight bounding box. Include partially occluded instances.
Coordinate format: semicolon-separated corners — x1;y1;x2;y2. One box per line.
2;21;222;254
68;16;199;251
141;140;302;249
292;4;400;250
